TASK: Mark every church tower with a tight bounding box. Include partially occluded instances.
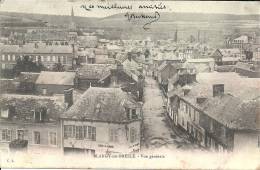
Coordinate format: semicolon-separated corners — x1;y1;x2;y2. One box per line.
69;6;77;31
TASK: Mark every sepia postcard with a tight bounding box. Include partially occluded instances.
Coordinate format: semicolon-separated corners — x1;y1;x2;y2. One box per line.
0;0;259;169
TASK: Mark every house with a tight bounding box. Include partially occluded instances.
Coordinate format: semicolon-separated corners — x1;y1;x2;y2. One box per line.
231;35;250;50
157;62;182;93
167;72;260;152
121;55;142;72
60;87;142;155
14;72;40;93
76;64;145;101
186;58;215;72
235;62;260;78
0;94;66;154
76;64;112;90
167;63;196;93
94;48;109;64
35;71;76;95
211;48;242;65
0;44;75;70
98;64;145;101
78;35;98;48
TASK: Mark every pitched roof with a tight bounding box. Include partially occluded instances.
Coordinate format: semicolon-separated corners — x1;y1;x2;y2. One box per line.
170;72;260;130
35;71;76;85
61;87;141;122
219;48;241;57
0;94;65;123
77;64;112;79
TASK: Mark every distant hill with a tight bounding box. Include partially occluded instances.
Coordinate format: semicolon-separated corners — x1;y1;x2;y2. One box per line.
104;12;259;22
0;11;259;28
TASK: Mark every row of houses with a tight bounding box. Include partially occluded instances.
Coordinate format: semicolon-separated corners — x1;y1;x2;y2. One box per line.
166;72;260;152
0;86;142;155
0;63;144;101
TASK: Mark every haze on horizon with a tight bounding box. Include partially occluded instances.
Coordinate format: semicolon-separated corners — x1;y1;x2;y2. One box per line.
0;0;259;18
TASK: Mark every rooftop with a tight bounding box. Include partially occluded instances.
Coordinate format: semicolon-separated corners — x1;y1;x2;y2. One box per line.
61;87;141;122
170;72;260;130
35;71;76;86
0;94;65;123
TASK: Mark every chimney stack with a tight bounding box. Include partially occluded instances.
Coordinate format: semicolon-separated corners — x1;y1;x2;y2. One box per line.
213;84;224;97
64;88;73;108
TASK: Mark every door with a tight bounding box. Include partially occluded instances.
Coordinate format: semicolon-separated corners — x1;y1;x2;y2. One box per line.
17;130;25;140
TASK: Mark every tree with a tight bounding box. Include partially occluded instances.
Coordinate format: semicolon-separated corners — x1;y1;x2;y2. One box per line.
13;56;44;76
52;58;65;72
245;51;253;61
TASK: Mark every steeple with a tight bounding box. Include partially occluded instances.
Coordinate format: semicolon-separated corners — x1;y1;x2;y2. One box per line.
174;29;178;43
69;6;76;31
71;6;74;17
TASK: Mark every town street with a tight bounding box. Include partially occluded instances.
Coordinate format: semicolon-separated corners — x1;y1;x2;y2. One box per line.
141;76;199;151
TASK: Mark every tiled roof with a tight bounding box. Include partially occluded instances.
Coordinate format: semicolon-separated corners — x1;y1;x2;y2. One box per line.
35;71;76;85
61;87;141;122
0;94;65;123
170;72;260;130
77;64;112;79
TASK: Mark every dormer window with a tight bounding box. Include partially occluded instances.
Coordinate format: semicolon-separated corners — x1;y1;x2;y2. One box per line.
126;108;138;120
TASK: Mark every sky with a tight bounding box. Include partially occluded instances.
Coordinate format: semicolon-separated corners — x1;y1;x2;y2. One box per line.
0;0;259;18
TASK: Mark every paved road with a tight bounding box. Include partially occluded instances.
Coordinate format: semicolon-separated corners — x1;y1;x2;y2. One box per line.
141;77;199;152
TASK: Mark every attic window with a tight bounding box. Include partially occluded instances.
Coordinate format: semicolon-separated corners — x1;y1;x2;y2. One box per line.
95;103;101;114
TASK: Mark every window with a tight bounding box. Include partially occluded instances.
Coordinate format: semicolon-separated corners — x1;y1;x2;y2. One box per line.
76;126;84;140
52;56;56;62
33;131;40;144
126;108;130;120
132;109;138;119
130;128;138;143
42;88;47;95
2;63;5;69
47;56;51;61
2;129;11;141
1;108;9;118
7;55;10;61
64;125;75;139
49;132;57;145
1;55;4;61
12;55;16;61
63;56;67;64
109;129;119;142
86;126;96;141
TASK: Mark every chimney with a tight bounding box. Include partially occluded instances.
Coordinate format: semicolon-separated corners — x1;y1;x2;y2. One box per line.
213;84;224;97
64;88;73;108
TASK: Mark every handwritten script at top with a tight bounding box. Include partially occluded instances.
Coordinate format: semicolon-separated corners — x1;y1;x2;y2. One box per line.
80;2;167;30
